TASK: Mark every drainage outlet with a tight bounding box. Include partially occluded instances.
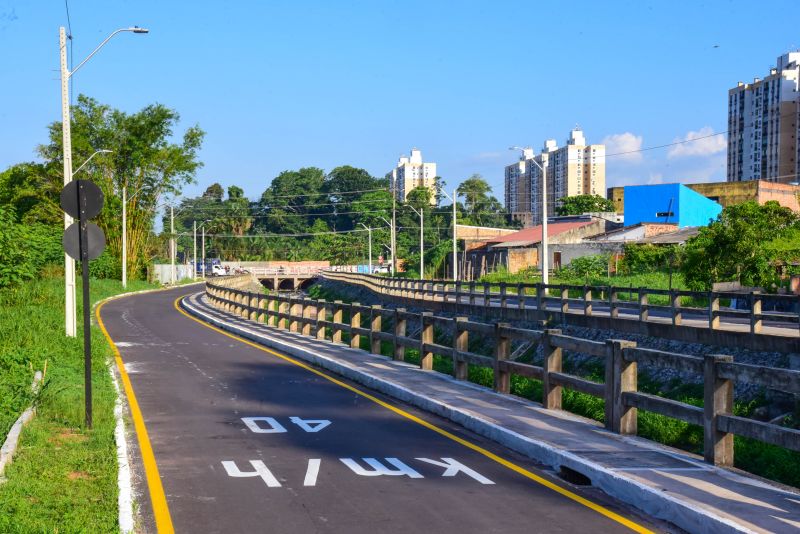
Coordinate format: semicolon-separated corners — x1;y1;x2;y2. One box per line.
558;465;592;486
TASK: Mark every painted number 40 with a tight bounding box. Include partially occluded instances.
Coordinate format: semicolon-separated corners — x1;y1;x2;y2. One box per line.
242;416;331;434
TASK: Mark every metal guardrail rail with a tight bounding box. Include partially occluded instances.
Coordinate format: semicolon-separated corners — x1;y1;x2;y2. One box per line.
204;275;800;467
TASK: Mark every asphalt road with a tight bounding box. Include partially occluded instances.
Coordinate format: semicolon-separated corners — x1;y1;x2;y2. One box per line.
100;286;665;534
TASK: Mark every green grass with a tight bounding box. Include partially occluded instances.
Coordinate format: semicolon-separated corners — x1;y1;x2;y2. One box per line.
0;275;156;533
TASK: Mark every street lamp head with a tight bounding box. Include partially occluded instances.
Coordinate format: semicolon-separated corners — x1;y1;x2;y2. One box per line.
130;26;149;34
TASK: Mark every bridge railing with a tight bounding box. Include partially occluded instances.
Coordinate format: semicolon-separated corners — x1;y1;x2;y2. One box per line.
246;267;322;277
319;271;800;336
203;277;800;467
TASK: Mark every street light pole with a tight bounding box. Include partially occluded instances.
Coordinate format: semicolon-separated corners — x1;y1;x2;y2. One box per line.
201;226;206;279
438;187;459;281
409;206;424;279
360;223;372;274
170;204;176;284
379;216;395;275
59;25;148;336
193;220;197;281
510;146;548;285
122;185;127;288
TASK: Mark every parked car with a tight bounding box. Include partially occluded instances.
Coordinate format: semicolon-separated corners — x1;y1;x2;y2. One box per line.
211;264;226;276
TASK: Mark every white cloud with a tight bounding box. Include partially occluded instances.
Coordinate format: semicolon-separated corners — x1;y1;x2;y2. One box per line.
602;132;643;163
667;126;726;158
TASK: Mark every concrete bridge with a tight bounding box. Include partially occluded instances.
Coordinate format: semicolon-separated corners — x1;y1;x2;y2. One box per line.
221;262;327;291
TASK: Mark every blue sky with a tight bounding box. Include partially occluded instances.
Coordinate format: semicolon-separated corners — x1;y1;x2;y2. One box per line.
1;0;799;201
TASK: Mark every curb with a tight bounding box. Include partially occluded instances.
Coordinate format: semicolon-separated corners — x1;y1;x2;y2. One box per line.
181;294;753;534
0;371;44;480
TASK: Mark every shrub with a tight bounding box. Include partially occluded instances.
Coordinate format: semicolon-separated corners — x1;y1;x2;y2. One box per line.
0;206;62;288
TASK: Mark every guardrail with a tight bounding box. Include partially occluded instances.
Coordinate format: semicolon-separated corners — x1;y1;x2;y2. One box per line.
247;267;322;277
320;271;800;339
204;275;800;467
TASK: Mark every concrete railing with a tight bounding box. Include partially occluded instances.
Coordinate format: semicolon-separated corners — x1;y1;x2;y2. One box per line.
247;267;322;277
319;271;800;355
203;277;800;467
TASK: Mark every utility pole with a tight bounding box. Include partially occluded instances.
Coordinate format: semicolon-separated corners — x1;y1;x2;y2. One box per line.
391;192;397;275
360;223;372;274
122;184;127;288
201;226;206;279
409;206;424;279
170;204;175;284
541;163;549;286
193;220;197;281
60;27;76;337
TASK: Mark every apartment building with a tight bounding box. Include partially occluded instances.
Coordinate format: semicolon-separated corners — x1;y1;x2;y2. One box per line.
727;51;800;184
504;129;605;226
389;148;437;204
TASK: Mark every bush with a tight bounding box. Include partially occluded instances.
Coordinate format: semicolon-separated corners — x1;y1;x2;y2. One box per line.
619;243;680;275
0;206;62;288
89;250;121;280
556;254;609;279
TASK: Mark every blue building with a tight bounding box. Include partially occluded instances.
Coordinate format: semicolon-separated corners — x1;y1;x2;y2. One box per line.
623;183;722;228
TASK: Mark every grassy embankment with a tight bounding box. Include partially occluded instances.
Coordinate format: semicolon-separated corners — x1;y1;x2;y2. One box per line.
0;275;155;533
308;282;800;488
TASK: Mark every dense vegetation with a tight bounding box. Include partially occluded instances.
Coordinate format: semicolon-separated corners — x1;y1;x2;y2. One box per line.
556;194;615;216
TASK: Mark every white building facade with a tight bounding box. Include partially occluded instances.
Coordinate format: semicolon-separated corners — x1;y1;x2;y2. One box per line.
390;148;437;204
504;129;605;226
727;52;800;184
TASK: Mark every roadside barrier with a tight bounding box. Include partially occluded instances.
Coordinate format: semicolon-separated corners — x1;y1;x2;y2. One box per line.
205;275;800;467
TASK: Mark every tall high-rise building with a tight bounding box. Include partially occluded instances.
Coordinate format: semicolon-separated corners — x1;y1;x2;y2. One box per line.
727;52;800;184
504;129;605;226
389;148;437;205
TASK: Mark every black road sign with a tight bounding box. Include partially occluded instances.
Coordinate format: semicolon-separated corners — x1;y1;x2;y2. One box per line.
60;178;106;429
60;179;104;220
63;221;106;261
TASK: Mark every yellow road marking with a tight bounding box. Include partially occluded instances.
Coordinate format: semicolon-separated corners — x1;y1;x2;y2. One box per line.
97;298;175;534
175;295;653;533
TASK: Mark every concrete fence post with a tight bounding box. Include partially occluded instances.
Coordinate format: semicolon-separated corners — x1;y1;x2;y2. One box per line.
290;298;301;332
500;282;508;310
541;329;563;409
638;289;649;321
483;283;491;307
316;299;326;340
750;292;762;334
258;295;266;323
494;323;511;394
302;300;314;336
610;339;638;435
249;294;258;321
278;299;288;330
560;286;569;317
469;281;476;306
517;282;525;310
393;308;407;361
267;295;276;327
535;283;543;311
453;317;468;380
709;292;720;330
704;354;734;466
350;303;362;349
583;285;592;316
332;300;343;343
370;305;382;355
609;287;618;319
671;290;682;326
419;312;434;370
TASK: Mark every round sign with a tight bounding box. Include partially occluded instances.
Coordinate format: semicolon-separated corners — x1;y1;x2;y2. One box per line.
63;222;106;261
60;180;104;220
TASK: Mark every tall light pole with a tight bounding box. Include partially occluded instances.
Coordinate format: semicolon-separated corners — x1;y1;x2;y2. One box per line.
359;223;372;274
170;204;176;284
193;221;197;281
408;206;424;279
510;146;548;285
60;25;148;336
379;216;395;275
438;187;459;281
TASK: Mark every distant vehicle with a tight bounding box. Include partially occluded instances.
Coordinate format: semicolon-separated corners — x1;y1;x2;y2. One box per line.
211;264;226;276
373;265;390;274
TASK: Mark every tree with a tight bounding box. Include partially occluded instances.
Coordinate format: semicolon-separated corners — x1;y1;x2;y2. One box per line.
38;95;205;278
456;174;506;227
556;194;615;216
681;201;799;290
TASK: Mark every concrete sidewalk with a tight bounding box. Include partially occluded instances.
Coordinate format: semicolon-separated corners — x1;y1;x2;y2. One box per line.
183;292;800;534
